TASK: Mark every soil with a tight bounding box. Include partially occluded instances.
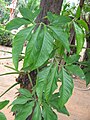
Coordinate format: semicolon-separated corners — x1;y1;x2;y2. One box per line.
0;45;90;120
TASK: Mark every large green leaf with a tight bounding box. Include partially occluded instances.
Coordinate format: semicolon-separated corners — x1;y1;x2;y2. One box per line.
65;65;85;80
15;101;34;120
49;93;69;116
36;64;58;103
36;65;52;103
85;72;90;86
74;22;84;54
49;26;70;52
0;112;6;120
0;100;9;110
12;96;31;105
19;7;40;22
18;88;32;98
12;26;34;69
55;40;64;55
42;103;57;120
76;6;81;19
65;54;80;64
32;102;41;120
23;26;54;70
47;12;72;26
19;7;34;22
45;65;58;101
77;19;89;32
11;104;24;113
58;67;74;108
83;67;90;86
6;18;30;30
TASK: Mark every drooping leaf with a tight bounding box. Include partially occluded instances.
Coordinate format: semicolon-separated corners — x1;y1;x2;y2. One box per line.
85;72;90;86
0;112;6;120
65;54;80;64
12;26;34;70
15;101;34;120
36;64;58;103
65;65;85;79
55;40;64;55
83;67;90;86
45;65;58;101
19;7;40;22
77;19;89;32
19;7;34;22
6;18;30;30
58;67;74;108
49;26;70;52
76;6;81;19
47;12;72;26
36;65;52;103
74;22;84;54
11;104;24;113
32;102;41;120
0;100;9;110
42;103;57;120
23;26;41;69
12;96;31;105
49;93;69;116
23;26;54;70
18;88;32;98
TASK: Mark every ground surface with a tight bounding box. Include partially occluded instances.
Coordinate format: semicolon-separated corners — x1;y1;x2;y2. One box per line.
0;45;90;120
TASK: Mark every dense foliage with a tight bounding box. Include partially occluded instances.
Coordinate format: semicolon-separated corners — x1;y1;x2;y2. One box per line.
0;0;90;120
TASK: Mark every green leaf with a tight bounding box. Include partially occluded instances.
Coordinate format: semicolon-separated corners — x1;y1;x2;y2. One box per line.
32;102;41;120
12;96;31;105
23;26;54;70
65;54;80;64
42;103;57;120
0;100;9;110
74;22;84;54
12;26;34;70
19;7;40;22
6;18;30;30
65;65;85;79
83;68;90;86
45;65;58;101
77;19;89;32
18;88;32;98
36;64;58;103
58;68;74;108
15;101;34;120
0;112;6;120
85;72;90;86
49;93;69;116
76;6;81;19
20;7;33;22
55;41;64;55
36;65;52;103
11;104;24;112
47;12;72;26
49;26;70;52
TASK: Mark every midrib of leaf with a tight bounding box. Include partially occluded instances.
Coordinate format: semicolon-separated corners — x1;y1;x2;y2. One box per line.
36;65;53;103
34;27;54;69
59;68;74;108
45;65;58;101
